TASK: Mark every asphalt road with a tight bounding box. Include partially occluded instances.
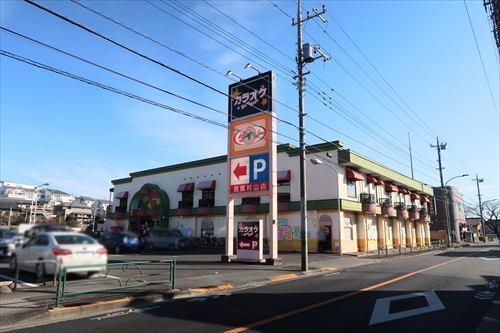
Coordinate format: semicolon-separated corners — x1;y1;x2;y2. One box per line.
10;245;500;333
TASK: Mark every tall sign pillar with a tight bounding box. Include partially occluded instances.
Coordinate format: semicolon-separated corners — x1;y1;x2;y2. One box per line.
221;71;280;264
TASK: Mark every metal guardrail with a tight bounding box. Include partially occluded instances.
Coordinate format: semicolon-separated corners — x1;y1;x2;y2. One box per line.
55;259;176;307
376;240;447;258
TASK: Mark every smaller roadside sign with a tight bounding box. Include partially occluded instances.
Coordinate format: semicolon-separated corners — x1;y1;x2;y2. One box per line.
237;220;263;261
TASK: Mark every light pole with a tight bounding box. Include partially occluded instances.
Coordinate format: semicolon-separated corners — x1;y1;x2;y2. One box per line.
472;174;485;242
30;183;49;224
443;174;469;245
310;157;342;254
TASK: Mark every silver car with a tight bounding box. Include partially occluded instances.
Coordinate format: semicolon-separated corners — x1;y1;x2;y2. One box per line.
0;228;22;258
149;228;187;251
10;232;107;280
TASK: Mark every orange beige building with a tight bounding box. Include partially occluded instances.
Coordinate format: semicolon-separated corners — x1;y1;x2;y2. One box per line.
109;140;433;254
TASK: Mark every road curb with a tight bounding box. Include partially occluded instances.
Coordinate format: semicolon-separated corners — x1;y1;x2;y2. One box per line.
189;284;234;293
0;290;188;332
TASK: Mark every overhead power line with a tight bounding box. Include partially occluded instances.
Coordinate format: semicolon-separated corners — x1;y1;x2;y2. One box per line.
273;0;474;178
68;0;302;121
24;0;304;134
202;0;295;64
0;48;368;179
0;27;226;118
67;0;438;178
1;49;228;129
321;3;438;138
180;0;439;175
302;0;475;175
148;0;295;82
463;0;499;116
171;0;433;175
28;0;441;184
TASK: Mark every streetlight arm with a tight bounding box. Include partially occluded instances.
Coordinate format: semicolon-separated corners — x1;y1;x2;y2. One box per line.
445;174;469;187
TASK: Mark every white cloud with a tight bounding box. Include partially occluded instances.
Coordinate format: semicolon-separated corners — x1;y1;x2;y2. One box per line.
121;105;227;161
21;161;126;199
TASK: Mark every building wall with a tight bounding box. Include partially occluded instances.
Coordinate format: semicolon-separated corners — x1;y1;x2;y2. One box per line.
110;147;433;254
432;186;465;242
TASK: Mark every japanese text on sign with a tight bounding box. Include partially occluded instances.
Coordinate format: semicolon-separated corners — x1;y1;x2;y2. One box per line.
228;71;273;121
237;220;260;251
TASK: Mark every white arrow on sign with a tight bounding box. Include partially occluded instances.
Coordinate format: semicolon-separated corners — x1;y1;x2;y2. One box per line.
239;241;250;248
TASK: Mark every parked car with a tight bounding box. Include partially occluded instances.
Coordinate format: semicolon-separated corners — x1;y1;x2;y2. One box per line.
149;228;187;251
10;232;107;279
23;224;72;239
0;228;22;258
99;231;141;254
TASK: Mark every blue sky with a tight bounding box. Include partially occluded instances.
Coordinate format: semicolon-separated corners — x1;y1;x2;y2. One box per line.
0;0;498;206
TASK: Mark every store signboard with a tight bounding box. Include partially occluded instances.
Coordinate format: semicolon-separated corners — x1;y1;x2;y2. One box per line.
230;113;270;156
230;153;269;193
228;71;272;122
224;71;278;263
237;220;263;261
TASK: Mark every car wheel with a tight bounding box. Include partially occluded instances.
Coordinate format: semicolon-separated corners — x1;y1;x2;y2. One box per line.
114;245;121;254
9;255;17;272
35;262;45;281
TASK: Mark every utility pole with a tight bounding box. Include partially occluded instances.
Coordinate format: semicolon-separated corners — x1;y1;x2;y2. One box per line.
292;0;329;271
408;132;414;179
430;137;450;246
473;174;486;242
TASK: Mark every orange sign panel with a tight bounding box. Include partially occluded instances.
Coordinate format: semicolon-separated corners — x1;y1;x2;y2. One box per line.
230;113;270;156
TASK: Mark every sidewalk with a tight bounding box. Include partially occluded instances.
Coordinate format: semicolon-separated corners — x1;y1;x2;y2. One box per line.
0;251;420;331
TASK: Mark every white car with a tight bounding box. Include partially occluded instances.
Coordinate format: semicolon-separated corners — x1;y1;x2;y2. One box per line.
10;232;107;279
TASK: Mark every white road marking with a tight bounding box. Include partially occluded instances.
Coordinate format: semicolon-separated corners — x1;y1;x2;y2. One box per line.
369;291;445;325
479;257;500;261
91;305;160;321
487;281;498;289
0;274;38;287
187;297;207;302
492;300;500;305
97;274;121;280
326;272;340;277
475;295;495;300
474;290;496;300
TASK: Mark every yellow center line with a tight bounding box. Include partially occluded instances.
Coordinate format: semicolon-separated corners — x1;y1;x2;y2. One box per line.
223;252;476;333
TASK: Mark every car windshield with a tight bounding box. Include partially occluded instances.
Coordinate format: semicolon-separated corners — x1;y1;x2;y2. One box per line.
0;230;15;239
55;235;96;245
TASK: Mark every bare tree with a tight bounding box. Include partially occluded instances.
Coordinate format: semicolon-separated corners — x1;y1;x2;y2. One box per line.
467;199;499;236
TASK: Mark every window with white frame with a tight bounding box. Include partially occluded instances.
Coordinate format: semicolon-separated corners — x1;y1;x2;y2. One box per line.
343;216;354;240
347;180;357;199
